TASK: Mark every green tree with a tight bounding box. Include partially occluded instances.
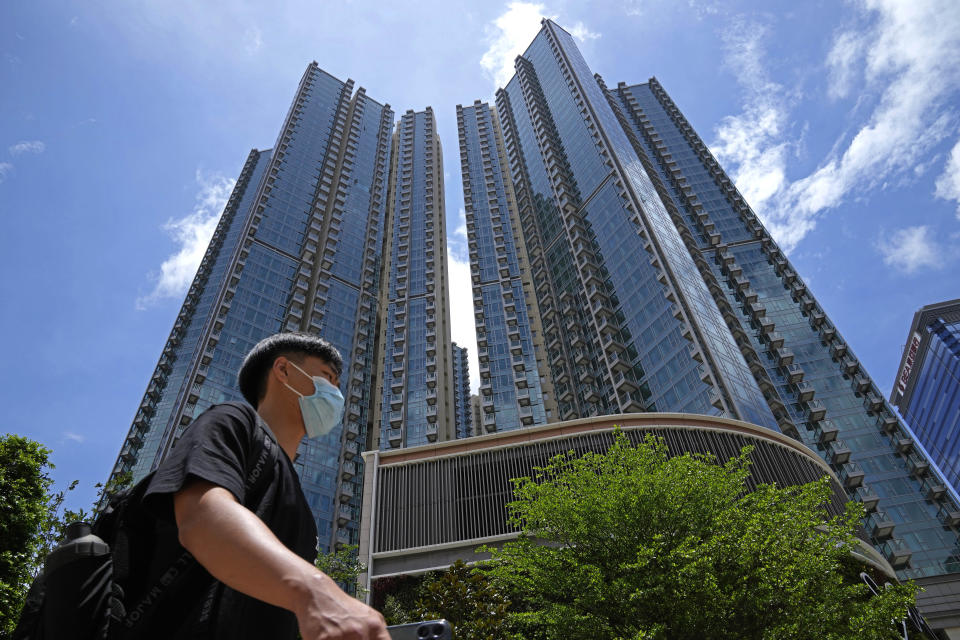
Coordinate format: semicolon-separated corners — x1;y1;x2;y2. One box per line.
0;435;55;636
481;431;917;640
374;574;424;625
315;544;367;599
412;560;513;640
0;434;131;637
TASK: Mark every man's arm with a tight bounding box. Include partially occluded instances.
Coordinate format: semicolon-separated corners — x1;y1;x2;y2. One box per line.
174;479;390;640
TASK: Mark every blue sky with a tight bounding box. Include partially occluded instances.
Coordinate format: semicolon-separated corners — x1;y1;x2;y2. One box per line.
2;0;958;512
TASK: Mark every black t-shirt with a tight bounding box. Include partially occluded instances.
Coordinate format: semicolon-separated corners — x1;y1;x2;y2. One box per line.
132;402;317;639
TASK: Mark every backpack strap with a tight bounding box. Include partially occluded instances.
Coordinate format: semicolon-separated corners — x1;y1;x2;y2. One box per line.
110;403;281;638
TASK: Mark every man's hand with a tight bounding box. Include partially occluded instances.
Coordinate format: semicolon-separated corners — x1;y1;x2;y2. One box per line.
292;572;390;640
175;479;390;640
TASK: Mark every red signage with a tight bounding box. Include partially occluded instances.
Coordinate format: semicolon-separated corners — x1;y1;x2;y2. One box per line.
896;332;922;397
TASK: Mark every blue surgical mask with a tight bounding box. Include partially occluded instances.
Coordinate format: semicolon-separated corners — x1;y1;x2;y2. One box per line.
284;361;345;439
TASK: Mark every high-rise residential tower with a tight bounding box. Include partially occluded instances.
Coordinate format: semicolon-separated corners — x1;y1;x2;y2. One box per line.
892;299;960;500
459;19;960;584
451;343;473;439
370;108;455;450
107;64;452;552
457;100;555;434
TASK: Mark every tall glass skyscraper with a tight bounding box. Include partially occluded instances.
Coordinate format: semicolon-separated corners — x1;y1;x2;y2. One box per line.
371;108;455;450
459;19;960;582
451;342;472;439
892;300;960;502
457;100;554;434
108;64;452;552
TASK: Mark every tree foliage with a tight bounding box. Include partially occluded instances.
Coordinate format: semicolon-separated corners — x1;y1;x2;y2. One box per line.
480;431;917;640
0;434;132;638
315;544;367;599
410;560;512;640
0;435;57;637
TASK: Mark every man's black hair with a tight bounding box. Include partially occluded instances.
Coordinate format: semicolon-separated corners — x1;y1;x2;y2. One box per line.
237;332;343;408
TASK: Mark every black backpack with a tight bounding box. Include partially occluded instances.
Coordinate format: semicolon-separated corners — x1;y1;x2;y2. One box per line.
13;404;279;640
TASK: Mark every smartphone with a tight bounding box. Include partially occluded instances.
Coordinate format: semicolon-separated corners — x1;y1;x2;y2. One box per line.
386;619;452;640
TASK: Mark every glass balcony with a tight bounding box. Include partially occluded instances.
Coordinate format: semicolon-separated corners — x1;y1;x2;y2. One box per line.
519;405;534;425
830;341;848;359
907;453;930;477
815;420;838;444
343;440;359;459
840;461;864;488
513;370;528;388
922;478;946;501
937;504;960;527
894;436;913;455
868;510;895;540
826;439;851;465
841;355;858;374
853;375;870;393
794;381;814;401
516;387;531;406
774;347;794;366
883;538;911;568
854;486;879;513
806;399;826;421
344;422;359;440
785;363;804;383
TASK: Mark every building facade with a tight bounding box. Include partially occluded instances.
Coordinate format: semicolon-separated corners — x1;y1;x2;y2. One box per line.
457;19;960;582
371;108;455;451
456;100;555;435
451;342;473;439
107;64;453;552
892;300;960;501
359;412;892;583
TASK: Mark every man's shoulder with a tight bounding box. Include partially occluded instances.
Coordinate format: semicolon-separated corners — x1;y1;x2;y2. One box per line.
197;401;258;422
169;402;264;459
189;402;259;435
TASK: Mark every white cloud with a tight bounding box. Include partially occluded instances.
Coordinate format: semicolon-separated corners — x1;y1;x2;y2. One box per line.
0;162;12;183
449;207;468;261
481;2;555;91
479;3;600;92
935;137;960;218
447;248;479;393
9;140;45;155
568;22;600;42
63;431;85;443
136;170;236;310
711;19;790;215
244;27;262;55
826;30;865;100
713;0;960;252
876;226;945;273
625;0;719;19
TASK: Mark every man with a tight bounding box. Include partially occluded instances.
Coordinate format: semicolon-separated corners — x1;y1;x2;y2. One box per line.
140;332;389;639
